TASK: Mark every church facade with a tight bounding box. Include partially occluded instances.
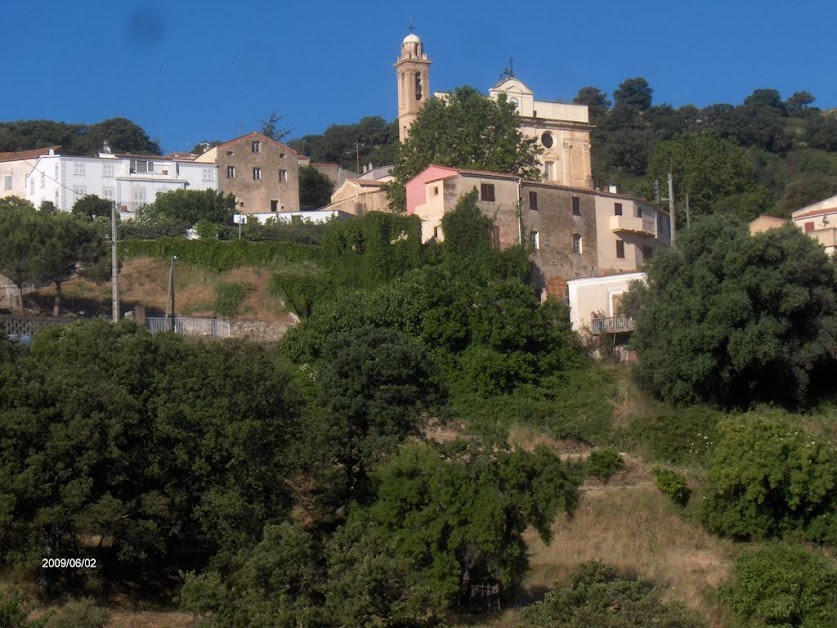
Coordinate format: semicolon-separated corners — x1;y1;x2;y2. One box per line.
395;32;593;189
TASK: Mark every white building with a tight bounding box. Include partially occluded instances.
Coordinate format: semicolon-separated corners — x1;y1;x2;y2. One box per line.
566;272;645;334
26;150;218;214
1;146;60;201
792;194;837;256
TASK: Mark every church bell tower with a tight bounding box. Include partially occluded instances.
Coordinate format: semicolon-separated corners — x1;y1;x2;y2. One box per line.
395;31;431;142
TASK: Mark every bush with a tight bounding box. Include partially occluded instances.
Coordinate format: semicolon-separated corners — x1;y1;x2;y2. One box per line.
0;591;27;628
618;404;721;465
587;447;623;483
700;414;837;542
651;467;691;506
721;545;837;627
523;561;705;627
43;598;109;628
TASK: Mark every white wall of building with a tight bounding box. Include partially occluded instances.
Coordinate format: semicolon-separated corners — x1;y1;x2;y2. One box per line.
566;272;645;332
26;154;218;212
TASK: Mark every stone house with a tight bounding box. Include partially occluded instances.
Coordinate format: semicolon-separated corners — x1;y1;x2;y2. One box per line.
195;132;300;214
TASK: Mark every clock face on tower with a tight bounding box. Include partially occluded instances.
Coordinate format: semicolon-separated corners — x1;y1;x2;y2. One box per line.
509;97;519;109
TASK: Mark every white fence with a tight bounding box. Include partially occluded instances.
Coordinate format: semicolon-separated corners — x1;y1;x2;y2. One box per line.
145;317;231;338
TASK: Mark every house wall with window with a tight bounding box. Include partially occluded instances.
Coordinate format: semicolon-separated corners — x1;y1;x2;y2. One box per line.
520;182;599;296
195;131;299;214
0;146;60;201
593;193;670;274
791;194;837;256
25;153;217;213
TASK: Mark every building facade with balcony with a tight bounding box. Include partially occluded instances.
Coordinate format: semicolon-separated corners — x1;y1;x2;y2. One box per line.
25;150;217;214
594;192;671;274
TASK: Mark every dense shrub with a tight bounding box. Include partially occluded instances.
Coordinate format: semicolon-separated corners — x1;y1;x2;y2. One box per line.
618;404;721;465
523;561;705;627
721;545;837;627
652;467;691;506
121;239;319;272
587;447;624;483
626;216;837;408
701;414;837;542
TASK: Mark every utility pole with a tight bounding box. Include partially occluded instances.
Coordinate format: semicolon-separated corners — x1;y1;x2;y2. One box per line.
164;256;176;331
668;171;676;246
111;201;119;321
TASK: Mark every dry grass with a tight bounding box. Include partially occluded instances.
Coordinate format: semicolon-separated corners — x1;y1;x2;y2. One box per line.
35;257;290;322
518;485;733;626
105;610;195;627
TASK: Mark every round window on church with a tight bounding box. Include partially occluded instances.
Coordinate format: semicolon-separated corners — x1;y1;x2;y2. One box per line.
509;97;519;110
541;132;554;149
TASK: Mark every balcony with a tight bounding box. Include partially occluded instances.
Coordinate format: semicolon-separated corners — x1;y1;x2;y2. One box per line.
591;316;635;335
610;215;656;237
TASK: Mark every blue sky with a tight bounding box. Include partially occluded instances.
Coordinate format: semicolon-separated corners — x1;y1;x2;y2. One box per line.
4;0;836;155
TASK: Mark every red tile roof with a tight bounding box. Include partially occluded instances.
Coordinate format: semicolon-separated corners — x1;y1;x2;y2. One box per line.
0;145;60;163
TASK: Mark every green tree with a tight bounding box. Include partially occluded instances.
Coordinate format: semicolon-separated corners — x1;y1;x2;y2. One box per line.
0;321;304;588
387;85;541;209
298;165;334;209
71;194;113;220
32;213;103;316
289;116;399;171
721;545;837;627
573;86;611;122
701;415;837;542
84;117;161;155
135;189;235;227
644;133;766;221
259;109;291;142
626;216;837;407
0;199;39;312
777;174;837;214
314;327;441;492
352;442;582;609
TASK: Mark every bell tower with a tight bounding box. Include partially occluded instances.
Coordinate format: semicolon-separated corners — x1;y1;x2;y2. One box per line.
395;31;431;142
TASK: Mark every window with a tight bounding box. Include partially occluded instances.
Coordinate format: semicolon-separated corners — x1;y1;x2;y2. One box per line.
226;150;235;157
73;185;86;197
227;165;236;179
279;169;288;182
616;240;625;259
102;164;113;178
530;230;540;249
29;178;34;194
804;221;815;233
40;172;45;188
202;169;214;182
480;183;495;202
642;245;653;261
132;189;145;209
253;167;261;180
541;132;553;148
614;202;623;216
544;161;554;180
572;196;580;216
529;191;539;210
572;233;582;254
251;141;261;153
73;162;85;176
3;175;11;190
130;160;154;174
102;187;115;203
271;200;278;212
279;152;286;159
433;185;439;196
636;205;643;218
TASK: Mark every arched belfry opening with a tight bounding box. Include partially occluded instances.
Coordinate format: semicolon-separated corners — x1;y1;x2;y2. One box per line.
395;31;431;142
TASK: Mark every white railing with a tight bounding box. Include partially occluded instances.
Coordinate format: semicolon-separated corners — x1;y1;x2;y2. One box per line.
591;316;635;334
145;317;231;337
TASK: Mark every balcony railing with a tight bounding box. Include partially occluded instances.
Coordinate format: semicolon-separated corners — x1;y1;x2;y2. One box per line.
591;316;635;334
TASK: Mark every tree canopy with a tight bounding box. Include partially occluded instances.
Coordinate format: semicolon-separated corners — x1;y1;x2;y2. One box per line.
387;85;542;209
135;189;236;227
625;215;837;408
0;117;160;155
